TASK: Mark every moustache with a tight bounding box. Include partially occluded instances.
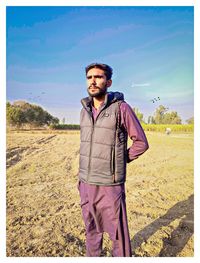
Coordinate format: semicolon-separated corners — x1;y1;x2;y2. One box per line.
88;85;100;89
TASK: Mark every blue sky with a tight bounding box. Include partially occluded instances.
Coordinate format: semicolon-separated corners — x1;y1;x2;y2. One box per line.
6;6;194;123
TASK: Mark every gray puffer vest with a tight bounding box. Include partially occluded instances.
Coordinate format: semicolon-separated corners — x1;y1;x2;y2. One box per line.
79;92;128;185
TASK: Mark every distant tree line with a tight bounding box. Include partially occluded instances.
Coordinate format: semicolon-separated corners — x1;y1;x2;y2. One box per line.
49;124;80;130
134;105;193;125
185;117;194;124
147;105;182;124
7;101;193;129
7;101;59;128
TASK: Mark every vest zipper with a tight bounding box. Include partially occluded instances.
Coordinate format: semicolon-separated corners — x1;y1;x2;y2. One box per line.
111;145;115;182
87;118;94;181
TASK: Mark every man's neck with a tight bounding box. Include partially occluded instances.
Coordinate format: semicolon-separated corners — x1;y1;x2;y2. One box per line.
93;95;106;109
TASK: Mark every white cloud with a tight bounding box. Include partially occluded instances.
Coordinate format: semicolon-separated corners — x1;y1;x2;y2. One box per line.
131;82;151;88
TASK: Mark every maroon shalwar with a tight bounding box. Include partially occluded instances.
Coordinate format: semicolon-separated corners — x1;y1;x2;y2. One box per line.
78;102;149;257
78;181;131;256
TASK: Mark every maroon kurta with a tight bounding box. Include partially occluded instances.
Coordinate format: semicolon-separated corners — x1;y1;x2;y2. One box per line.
78;101;149;257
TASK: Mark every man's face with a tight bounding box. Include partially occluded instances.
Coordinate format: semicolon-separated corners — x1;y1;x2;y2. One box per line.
86;68;112;98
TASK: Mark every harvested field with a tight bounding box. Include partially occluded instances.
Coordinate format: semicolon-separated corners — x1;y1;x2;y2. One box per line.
6;130;194;257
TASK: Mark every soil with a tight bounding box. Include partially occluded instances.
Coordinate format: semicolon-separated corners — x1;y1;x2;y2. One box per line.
6;130;194;257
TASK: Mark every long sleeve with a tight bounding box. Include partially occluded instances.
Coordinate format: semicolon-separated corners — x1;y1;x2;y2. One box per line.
120;102;149;162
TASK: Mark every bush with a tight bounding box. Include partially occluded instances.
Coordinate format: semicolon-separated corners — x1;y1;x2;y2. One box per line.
49;124;80;130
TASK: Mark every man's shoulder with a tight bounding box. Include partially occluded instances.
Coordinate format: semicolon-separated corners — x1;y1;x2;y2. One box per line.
119;101;133;112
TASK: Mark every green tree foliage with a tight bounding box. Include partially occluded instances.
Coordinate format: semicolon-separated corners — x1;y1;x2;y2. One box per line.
186;117;194;124
152;105;182;124
147;115;156;124
133;107;145;123
163;111;182;124
6;101;59;128
7;102;25;127
154;105;166;124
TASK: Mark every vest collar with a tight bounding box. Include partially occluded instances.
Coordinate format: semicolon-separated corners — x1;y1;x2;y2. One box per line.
81;92;124;112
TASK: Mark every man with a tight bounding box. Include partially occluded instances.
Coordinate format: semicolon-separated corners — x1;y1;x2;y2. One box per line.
78;63;149;257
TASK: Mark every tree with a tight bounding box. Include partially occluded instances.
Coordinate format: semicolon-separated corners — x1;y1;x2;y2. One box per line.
154;105;167;124
133;108;145;123
147;115;156;124
186;117;194;124
164;111;181;124
7;102;26;127
153;105;182;124
6;101;59;128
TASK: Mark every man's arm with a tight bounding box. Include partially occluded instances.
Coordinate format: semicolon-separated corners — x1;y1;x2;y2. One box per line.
120;102;149;163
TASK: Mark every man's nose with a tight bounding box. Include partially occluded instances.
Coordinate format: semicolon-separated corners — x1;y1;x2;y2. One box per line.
91;76;96;84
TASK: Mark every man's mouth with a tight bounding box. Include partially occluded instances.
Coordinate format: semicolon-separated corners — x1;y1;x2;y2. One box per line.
89;86;99;90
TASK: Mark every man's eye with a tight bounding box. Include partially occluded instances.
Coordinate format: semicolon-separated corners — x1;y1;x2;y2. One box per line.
87;76;92;79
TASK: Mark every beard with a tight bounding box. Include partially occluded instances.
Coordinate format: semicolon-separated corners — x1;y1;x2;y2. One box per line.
87;85;107;98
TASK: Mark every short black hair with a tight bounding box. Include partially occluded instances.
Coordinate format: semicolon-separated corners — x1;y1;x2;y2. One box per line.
85;63;113;80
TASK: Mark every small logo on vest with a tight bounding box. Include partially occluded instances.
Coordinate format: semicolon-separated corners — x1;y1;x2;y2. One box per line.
104;112;109;117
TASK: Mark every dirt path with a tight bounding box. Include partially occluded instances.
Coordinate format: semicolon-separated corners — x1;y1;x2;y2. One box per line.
6;131;193;257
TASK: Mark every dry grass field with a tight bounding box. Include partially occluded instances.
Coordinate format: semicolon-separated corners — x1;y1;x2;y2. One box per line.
6;130;194;257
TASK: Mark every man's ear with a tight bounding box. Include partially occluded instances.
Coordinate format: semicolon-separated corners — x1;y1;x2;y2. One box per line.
106;79;112;88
